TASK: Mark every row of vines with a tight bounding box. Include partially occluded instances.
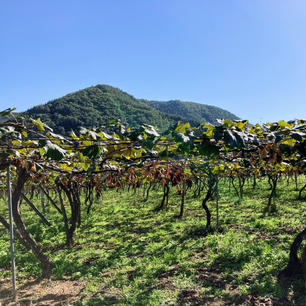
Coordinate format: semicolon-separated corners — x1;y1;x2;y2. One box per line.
0;108;305;279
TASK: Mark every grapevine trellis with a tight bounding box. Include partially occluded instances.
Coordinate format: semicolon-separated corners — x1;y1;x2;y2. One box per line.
0;108;305;297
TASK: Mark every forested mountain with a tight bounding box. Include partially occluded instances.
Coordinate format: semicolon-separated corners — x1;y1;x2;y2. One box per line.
23;84;239;134
144;100;239;126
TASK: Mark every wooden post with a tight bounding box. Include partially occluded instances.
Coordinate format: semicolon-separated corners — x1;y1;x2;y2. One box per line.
7;165;16;300
40;188;45;214
21;193;51;226
216;176;219;232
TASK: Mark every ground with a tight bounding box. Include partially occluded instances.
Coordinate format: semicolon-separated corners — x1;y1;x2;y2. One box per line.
0;176;305;305
0;278;84;306
0;277;299;306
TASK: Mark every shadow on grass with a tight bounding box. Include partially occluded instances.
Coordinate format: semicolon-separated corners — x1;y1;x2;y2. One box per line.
77;284;162;306
77;296;122;306
0;279;14;302
277;275;306;306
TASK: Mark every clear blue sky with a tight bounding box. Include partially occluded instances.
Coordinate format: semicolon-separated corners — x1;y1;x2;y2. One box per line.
1;0;305;123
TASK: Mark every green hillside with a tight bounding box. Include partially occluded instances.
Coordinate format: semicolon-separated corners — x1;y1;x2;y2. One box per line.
144;100;239;125
23;85;239;134
23;85;182;135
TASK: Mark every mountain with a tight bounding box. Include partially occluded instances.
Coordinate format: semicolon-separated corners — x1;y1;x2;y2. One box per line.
23;84;239;135
143;100;239;126
23;85;182;135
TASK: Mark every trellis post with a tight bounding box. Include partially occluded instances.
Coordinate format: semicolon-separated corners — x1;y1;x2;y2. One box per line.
216;176;219;232
40;187;45;214
7;165;16;300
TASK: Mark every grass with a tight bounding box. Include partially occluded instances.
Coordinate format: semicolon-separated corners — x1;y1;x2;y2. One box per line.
0;175;305;305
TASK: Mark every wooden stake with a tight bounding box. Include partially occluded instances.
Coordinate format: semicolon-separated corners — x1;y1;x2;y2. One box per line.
7;165;16;300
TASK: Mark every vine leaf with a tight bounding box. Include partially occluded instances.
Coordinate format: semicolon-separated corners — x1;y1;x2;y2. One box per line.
0;108;16;117
82;144;102;160
31;118;45;131
143;125;160;137
40;140;66;161
174;122;191;134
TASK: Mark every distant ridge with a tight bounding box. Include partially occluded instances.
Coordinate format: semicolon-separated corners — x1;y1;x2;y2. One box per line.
143;99;239;126
23;84;239;134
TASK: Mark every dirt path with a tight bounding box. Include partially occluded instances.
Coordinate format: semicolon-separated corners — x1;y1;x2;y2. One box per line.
0;278;85;306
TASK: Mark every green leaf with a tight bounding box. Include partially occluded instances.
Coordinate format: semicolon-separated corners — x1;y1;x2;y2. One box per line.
198;137;219;157
234;120;248;130
214;126;224;141
89;131;98;140
223;130;237;148
82;144;102;160
31;118;45;131
174;122;191;134
143;125;160;137
43;141;66;161
202;124;214;137
70;130;79;141
0;108;16;117
175;132;190;143
291;132;305;142
282;138;296;146
158;149;168;159
48;132;67;141
278;120;290;129
98;131;112;140
232;131;245;148
80;127;89;135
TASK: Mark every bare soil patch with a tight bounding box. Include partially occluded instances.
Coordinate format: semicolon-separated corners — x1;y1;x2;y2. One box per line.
0;278;85;306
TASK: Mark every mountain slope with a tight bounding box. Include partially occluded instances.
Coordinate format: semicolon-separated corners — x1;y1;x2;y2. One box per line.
144;100;239;126
23;84;239;134
24;85;182;134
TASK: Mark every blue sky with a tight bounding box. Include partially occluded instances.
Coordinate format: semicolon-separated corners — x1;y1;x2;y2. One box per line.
1;0;305;123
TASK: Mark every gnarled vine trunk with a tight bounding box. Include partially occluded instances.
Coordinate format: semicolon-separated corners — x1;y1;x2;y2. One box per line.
178;181;186;219
57;180;82;246
154;183;169;211
12;167;53;278
202;187;212;232
266;174;279;213
278;228;306;279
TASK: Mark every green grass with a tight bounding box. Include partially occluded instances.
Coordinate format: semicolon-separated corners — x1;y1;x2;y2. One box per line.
0;176;305;305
